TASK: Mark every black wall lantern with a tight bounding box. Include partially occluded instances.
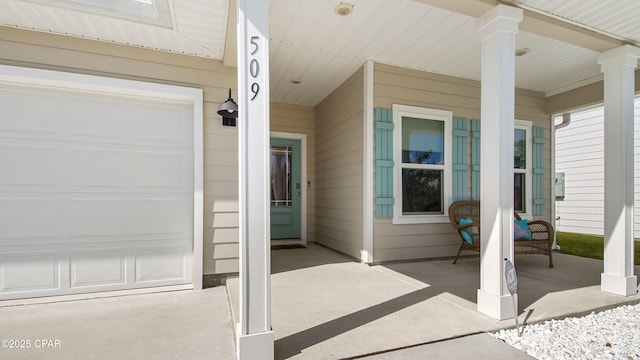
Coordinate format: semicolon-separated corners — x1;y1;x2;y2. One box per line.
218;88;238;126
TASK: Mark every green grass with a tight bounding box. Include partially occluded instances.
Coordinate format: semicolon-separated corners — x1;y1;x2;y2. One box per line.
556;231;640;265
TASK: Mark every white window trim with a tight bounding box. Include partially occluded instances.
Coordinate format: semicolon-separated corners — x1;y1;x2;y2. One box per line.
515;119;533;220
392;104;452;224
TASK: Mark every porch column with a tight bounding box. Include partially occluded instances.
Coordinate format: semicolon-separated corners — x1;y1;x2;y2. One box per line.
475;4;523;320
236;0;274;359
599;45;640;297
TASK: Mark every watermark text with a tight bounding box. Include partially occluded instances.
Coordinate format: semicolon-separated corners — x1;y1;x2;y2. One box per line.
1;339;62;350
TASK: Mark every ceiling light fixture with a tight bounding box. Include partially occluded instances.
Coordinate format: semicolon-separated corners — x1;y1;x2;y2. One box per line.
335;2;354;16
515;48;530;57
290;78;302;84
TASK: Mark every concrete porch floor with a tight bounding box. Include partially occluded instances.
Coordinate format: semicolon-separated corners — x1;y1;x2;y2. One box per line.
232;243;640;359
2;242;639;359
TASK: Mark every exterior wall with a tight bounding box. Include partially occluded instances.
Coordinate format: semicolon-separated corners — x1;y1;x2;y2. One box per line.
0;26;558;271
315;67;364;259
0;28;321;275
372;63;552;262
545;69;640;115
555;96;640;237
271;103;317;242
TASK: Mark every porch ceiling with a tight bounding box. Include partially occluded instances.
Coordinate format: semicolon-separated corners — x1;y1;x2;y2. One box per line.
1;0;639;107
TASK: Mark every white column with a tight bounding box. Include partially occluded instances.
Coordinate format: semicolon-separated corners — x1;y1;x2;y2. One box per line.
475;4;523;320
599;45;640;297
236;0;274;358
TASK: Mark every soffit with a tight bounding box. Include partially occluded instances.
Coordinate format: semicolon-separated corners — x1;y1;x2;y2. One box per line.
0;0;229;59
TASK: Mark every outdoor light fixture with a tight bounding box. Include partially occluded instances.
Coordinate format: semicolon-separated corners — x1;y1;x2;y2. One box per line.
218;88;238;127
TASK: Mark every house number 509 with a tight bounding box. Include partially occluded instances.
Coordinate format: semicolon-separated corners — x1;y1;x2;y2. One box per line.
249;36;260;101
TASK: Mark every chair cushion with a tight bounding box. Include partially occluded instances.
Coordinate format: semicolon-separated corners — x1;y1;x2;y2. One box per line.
458;218;478;244
514;219;532;240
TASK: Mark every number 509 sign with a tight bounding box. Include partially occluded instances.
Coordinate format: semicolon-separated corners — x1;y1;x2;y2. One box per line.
249;35;261;101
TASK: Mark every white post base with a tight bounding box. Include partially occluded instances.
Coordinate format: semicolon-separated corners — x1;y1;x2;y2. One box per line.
601;273;638;296
237;330;274;360
477;290;517;320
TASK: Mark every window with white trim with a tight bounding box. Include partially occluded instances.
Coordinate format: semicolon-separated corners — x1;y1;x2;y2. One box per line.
392;104;452;224
514;119;533;218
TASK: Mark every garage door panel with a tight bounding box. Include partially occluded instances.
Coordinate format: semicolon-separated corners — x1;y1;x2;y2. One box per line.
70;247;127;288
134;151;191;189
67;147;128;189
0;87;66;136
65;96;192;147
68;198;127;239
0;198;61;241
135;243;189;284
1;251;60;292
0;143;60;188
65;96;127;141
134;198;192;236
132;104;192;145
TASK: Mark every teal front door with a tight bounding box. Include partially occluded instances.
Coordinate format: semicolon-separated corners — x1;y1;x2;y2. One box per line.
270;138;302;239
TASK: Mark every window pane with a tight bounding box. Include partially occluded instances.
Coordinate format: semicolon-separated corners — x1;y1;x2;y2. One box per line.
514;173;525;213
402;117;444;165
271;146;292;207
514;128;526;169
402;169;443;214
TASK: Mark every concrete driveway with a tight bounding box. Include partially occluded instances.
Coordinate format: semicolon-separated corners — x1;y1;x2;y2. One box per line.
0;287;235;360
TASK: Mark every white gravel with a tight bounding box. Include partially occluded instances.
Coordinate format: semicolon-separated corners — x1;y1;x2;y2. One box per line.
491;303;640;360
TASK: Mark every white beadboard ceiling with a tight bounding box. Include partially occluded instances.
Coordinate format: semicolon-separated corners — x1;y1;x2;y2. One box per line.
509;0;640;44
1;0;639;107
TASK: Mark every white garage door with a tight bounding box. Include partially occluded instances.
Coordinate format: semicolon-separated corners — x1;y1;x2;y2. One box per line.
0;66;202;301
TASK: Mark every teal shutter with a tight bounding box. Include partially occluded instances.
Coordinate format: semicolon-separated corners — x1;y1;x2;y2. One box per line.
532;127;545;216
452;117;468;201
470;119;481;200
375;108;394;218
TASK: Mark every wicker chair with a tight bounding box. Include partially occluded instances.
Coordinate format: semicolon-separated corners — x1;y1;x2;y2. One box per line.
448;200;554;267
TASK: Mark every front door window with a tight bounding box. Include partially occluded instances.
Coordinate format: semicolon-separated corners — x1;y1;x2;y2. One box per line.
271;146;293;207
270;138;302;240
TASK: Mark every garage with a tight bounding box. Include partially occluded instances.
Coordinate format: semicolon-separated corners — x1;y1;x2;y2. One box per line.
0;65;203;301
